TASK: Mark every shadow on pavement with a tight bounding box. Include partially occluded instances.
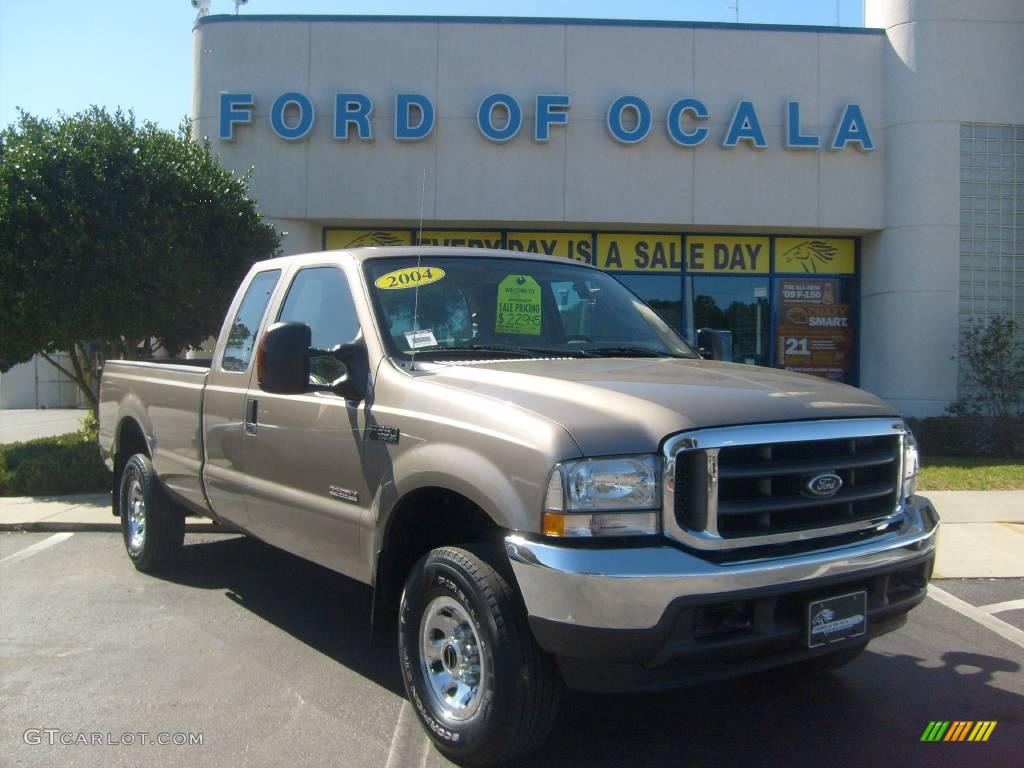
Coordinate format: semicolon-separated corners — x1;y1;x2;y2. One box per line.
513;647;1023;767
161;535;1023;767
161;534;404;697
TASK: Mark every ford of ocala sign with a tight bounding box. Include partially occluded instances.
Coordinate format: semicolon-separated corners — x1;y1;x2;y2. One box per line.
218;91;874;151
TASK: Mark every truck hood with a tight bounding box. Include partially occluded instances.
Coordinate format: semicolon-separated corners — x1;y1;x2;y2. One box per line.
421;358;899;456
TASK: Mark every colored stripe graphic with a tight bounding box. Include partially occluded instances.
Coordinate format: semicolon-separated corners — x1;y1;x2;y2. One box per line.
944;721;972;741
968;722;997;742
921;722;949;741
922;720;998;742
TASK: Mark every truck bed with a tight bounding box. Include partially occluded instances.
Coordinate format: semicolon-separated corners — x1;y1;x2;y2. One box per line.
98;359;211;515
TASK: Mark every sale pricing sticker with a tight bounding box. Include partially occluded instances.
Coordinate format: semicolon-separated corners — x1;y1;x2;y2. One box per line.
496;274;542;336
374;267;446;290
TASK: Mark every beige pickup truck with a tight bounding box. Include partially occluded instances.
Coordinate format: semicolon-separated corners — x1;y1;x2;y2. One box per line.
99;247;938;764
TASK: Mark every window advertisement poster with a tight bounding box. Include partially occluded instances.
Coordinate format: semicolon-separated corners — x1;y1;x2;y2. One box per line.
775;279;852;382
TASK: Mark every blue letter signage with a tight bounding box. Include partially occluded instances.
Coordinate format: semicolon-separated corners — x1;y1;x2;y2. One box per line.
394;94;435;141
477;93;523;142
219;89;873;154
219;92;254;141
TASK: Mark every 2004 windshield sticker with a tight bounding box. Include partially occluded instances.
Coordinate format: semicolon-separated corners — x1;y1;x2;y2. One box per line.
496;275;542;336
374;266;446;290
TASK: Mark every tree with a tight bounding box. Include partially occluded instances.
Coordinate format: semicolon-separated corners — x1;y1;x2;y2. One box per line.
0;107;280;413
950;315;1024;418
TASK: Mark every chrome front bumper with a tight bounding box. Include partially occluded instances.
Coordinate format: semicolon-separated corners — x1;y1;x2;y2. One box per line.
505;495;938;632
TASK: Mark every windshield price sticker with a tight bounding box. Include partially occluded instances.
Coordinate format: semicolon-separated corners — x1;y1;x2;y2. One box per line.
374;266;445;290
404;329;438;349
496;274;542;336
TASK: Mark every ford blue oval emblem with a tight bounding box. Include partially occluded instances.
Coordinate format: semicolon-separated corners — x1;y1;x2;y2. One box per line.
806;473;843;497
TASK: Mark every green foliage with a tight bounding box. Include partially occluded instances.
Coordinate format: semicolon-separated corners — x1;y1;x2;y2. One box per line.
0;424;111;496
0;107;280;411
917;456;1024;491
907;416;1024;459
949;315;1024;418
80;410;99;442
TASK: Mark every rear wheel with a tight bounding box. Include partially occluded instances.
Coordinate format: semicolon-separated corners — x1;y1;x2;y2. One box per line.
398;545;561;765
119;453;185;573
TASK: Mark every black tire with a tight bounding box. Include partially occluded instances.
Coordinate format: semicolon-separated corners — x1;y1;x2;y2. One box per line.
118;453;185;573
797;641;868;673
398;545;562;765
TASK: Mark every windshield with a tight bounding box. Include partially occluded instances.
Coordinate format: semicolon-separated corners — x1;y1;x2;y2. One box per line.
363;255;698;362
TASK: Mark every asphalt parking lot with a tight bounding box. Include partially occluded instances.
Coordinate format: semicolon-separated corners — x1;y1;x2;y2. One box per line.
2;531;1022;768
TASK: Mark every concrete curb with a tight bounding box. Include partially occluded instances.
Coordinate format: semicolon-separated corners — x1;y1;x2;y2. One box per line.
0;522;234;534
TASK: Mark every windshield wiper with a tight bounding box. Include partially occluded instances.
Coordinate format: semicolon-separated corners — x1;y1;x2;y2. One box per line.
584;346;677;358
411;344;538;359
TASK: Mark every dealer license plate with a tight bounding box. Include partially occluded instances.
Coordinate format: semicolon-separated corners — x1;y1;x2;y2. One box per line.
807;591;867;648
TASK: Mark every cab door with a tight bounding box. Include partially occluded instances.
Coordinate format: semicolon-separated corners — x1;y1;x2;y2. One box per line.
202;268;282;528
241;264;371;580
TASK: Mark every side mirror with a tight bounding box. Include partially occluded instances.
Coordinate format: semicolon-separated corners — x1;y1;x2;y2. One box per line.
325;331;369;402
257;322;311;394
696;328;726;361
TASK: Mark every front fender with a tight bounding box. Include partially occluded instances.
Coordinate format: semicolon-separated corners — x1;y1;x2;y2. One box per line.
366;436;573;579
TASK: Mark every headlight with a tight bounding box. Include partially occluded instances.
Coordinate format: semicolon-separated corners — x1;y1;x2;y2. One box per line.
902;431;919;501
543;455;660;537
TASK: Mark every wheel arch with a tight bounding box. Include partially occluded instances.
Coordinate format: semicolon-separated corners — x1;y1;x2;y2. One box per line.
371;485;506;637
112;416;150;516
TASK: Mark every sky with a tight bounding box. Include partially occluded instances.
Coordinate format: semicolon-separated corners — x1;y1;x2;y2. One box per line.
0;1;864;132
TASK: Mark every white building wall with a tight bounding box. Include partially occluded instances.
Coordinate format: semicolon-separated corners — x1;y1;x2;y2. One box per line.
192;19;885;232
0;354;84;410
862;0;1024;414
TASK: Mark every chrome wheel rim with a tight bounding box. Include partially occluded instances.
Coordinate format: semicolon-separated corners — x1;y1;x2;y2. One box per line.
419;596;485;722
125;473;146;556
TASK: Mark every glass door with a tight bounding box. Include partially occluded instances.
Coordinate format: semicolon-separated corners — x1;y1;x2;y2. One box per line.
688;276;771;366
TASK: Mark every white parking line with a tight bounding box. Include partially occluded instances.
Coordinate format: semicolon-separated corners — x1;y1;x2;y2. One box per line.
385;700;431;768
977;598;1024;615
0;532;74;569
928;585;1024;651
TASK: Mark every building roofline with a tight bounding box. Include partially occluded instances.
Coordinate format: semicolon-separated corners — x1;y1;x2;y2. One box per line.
195;14;884;36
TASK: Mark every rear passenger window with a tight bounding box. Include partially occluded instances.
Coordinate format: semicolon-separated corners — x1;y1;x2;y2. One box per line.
278;267;360;384
222;270;281;372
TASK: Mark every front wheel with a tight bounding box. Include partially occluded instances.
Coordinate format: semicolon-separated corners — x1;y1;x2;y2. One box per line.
398;546;562;765
119;453;185;573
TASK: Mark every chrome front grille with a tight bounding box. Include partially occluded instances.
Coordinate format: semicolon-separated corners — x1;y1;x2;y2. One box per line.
663;419;907;551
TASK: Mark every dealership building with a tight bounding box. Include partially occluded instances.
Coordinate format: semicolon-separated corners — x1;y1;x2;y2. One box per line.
192;2;1013;416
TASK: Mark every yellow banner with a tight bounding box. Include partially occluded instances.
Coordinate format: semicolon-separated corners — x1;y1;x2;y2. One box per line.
596;234;684;272
775;238;855;274
686;236;769;273
325;229;411;249
413;230;504;249
505;231;593;263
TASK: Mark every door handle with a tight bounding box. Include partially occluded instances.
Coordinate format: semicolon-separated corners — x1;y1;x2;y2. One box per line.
245;397;258;435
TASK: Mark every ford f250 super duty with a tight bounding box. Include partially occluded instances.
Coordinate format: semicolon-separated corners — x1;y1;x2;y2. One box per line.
99;247;939;764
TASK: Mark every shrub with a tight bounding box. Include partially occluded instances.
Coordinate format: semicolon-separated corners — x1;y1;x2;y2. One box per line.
907;415;1024;459
950;315;1024;417
0;425;111;496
